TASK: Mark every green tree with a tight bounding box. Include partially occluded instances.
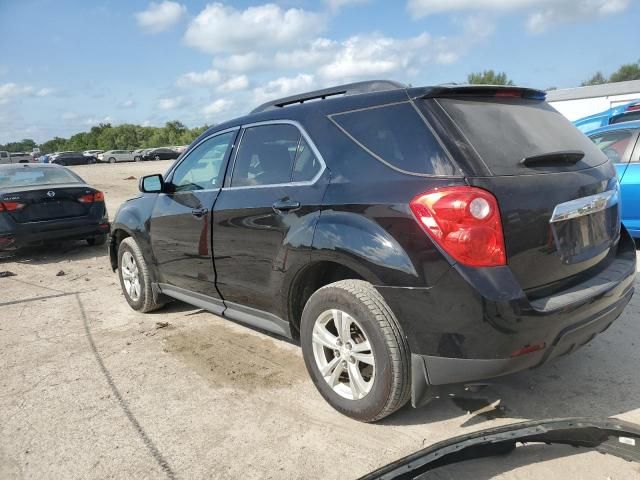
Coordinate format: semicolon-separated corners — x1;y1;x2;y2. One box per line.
609;60;640;83
467;70;514;85
581;71;607;86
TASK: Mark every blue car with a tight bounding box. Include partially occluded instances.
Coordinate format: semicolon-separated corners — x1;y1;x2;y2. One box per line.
575;100;640;133
588;121;640;240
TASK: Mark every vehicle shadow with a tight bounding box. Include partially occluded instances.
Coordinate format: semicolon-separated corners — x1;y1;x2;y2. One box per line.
0;240;109;265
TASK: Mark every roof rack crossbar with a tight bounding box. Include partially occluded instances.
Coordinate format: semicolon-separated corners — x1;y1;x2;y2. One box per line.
250;80;406;114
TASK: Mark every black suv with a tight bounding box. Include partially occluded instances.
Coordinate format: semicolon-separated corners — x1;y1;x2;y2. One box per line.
142;147;179;161
109;81;636;422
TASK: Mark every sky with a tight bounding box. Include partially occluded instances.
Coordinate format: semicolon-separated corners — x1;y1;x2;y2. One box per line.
0;0;638;144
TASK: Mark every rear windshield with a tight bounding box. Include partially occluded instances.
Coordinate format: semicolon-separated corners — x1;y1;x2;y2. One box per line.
330;102;459;176
437;97;606;175
0;167;82;188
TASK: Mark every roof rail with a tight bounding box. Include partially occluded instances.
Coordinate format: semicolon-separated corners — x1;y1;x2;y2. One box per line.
250;80;407;114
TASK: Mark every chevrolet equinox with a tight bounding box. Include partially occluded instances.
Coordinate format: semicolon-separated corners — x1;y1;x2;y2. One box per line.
109;80;636;422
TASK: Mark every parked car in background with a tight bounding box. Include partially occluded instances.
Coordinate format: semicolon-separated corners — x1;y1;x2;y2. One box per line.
51;151;95;166
574;100;640;133
109;81;636;422
589;120;640;240
1;151;36;164
0;163;109;250
142;147;179;161
132;149;148;162
83;149;103;158
99;150;135;164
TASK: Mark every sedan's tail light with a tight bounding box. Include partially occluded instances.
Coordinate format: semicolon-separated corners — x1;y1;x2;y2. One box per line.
79;191;105;203
410;186;506;267
0;201;26;212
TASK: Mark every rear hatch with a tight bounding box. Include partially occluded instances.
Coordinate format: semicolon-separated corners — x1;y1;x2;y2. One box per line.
2;184;94;223
423;87;621;294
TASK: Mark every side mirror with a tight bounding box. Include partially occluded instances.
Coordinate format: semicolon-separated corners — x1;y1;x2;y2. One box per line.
139;174;164;193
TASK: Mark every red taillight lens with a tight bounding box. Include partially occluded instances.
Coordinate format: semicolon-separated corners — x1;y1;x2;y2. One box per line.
79;191;104;203
0;201;26;212
409;186;506;267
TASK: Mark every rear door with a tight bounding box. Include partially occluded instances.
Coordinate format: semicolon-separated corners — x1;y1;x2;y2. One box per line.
149;129;238;297
427;92;622;294
212;121;327;316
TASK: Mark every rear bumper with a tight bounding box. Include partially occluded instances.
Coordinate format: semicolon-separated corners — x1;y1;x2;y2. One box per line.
377;226;637;405
0;219;110;249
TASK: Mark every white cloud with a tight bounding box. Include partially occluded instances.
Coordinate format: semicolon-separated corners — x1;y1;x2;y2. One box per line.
0;83;33;104
324;0;369;12
184;3;326;54
119;99;136;108
407;0;630;32
214;53;270;73
202;98;234;116
177;69;222;87
252;74;316;106
158;96;185;109
135;1;186;34
35;87;54;97
217;75;250;93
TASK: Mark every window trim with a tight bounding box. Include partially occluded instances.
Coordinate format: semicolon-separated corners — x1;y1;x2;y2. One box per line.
223;119;327;190
164;126;240;191
327;100;462;178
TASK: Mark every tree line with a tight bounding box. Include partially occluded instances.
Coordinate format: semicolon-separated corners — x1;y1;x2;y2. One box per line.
0;121;209;154
3;60;640;153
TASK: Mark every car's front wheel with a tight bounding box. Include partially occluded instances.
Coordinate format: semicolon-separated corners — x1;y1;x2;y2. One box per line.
109;157;116;164
117;237;164;312
300;280;410;422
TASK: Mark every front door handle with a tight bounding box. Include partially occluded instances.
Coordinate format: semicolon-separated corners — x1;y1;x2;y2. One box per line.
272;200;301;214
191;208;209;218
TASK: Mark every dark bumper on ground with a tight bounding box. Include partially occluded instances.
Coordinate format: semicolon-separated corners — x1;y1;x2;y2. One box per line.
0;219;110;250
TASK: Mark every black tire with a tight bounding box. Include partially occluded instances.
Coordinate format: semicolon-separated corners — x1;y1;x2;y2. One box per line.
117;237;164;313
154;155;160;161
87;234;107;246
300;279;410;422
134;156;141;162
109;157;116;164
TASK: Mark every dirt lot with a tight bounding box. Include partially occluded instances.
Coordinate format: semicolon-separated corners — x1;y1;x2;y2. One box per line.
1;161;640;479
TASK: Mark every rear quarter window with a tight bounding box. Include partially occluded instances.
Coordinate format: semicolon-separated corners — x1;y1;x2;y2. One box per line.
329;102;459;176
437;97;607;175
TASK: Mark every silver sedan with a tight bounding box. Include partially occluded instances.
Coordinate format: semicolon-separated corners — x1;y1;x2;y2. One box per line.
99;150;135;163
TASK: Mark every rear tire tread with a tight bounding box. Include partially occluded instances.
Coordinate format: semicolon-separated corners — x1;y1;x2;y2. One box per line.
118;237;164;313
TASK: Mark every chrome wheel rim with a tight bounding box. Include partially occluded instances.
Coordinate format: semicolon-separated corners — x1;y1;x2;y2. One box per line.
311;309;375;400
121;251;141;302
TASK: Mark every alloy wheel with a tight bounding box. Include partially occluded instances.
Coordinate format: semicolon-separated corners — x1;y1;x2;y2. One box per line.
311;309;375;400
121;251;141;301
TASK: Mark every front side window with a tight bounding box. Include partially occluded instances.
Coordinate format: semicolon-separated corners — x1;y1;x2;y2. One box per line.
231;124;300;187
590;129;635;164
171;131;235;191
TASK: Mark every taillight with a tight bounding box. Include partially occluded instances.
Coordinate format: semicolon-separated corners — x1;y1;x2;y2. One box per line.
0;201;26;212
79;191;105;203
409;186;506;267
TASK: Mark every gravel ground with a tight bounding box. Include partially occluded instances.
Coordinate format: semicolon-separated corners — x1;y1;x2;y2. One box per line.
1;161;640;479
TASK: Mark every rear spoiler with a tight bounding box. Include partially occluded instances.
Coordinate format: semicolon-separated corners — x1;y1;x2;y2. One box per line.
414;85;547;101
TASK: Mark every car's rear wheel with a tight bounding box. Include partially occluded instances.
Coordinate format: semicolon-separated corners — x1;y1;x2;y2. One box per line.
87;234;107;246
134;156;141;162
300;279;410;422
109;157;116;164
117;237;164;312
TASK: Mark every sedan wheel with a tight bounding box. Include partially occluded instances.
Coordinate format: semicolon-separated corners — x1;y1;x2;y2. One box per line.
154;155;160;161
311;309;375;400
109;157;116;164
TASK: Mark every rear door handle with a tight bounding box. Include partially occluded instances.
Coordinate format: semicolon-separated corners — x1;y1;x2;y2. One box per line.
191;208;209;218
272;200;301;214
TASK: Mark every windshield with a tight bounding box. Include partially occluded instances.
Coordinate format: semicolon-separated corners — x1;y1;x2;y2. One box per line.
0;167;83;188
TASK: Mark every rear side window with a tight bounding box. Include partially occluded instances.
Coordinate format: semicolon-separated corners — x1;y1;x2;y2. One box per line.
329;102;457;176
292;137;321;182
437;97;607;175
232;124;300;187
589;129;636;164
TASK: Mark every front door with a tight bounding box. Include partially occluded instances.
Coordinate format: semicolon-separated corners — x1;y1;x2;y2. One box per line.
150;129;238;297
212;122;327;316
